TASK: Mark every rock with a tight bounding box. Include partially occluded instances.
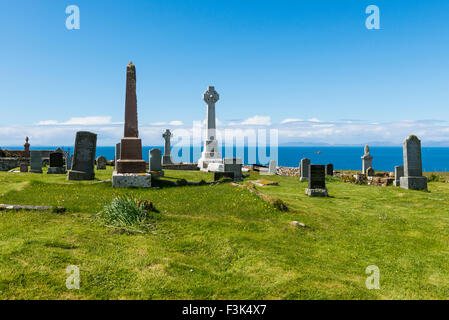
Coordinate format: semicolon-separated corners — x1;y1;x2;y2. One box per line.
291;221;306;228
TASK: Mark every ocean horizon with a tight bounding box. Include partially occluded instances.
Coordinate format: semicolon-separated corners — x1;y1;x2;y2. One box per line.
3;146;448;172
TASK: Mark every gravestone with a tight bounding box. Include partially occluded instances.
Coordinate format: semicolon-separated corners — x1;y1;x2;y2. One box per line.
20;163;28;173
268;160;277;175
149;149;162;172
361;145;373;174
326;163;334;176
66;154;72;170
47;152;66;174
24;136;30;158
162;129;174;165
198;86;222;171
299;158;311;182
400;135;427;190
96;156;107;170
30;150;43;173
115;142;121;169
366;167;375;177
67;131;97;180
113;62;151;188
393;165;404;187
223;158;243;181
305;164;328;197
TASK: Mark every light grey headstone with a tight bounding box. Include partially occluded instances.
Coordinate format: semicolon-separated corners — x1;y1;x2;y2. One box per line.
30;150;43;173
361;145;373;174
299;158;311;182
400;135;427;190
68;131;97;181
268;160;277;174
162;129;174;165
149;148;162;172
393;165;404;187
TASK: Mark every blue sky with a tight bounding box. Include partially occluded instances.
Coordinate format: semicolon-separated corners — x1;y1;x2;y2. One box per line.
0;0;448;146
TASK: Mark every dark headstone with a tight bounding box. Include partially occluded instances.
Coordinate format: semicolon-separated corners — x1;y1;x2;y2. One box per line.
308;165;326;189
149;148;162;172
20;163;28;173
30;150;43;173
50;152;64;168
96;156;107;170
326;164;334;176
67;131;97;180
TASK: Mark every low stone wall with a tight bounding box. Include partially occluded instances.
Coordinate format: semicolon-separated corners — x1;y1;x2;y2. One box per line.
0;158;26;171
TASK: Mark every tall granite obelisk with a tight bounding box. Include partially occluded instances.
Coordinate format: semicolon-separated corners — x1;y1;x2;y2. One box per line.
115;62;146;174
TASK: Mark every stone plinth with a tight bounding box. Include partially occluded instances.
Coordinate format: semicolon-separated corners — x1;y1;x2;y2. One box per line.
305;188;328;197
400;176;428;190
47;167;66;174
116;138;146;173
112;171;152;188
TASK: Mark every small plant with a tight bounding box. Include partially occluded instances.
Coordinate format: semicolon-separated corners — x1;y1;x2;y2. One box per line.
428;174;440;182
97;196;158;230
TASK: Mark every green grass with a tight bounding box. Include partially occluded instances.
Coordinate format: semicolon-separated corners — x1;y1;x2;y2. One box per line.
0;167;448;299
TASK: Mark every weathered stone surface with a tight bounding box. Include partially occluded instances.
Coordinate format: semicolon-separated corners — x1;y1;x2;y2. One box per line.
115;142;121;169
116;62;146;174
223;158;243;181
149;149;162;172
96;156;107;170
20;163;28;173
207;162;224;172
30;150;43;173
198;86;222;171
23;136;30;158
299;158;310;181
366;167;375;177
162;129;174;165
67;131;97;181
393;165;404;186
400;135;427;191
48;151;66;173
66;154;72;170
361;145;373;174
306;164;328;197
112;172;152;188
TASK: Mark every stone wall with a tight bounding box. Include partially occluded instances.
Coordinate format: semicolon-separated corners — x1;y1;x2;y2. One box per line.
0;158;26;171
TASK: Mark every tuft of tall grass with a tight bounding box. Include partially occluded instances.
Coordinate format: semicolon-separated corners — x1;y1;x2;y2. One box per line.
97;196;158;229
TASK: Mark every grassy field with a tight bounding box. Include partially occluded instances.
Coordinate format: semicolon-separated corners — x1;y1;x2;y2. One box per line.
0;166;448;299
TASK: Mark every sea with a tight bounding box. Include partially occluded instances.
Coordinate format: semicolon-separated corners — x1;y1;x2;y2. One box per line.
4;146;449;172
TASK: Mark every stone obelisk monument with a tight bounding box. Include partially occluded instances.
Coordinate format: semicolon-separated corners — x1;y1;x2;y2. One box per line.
162;129;174;165
198;86;222;171
113;62;151;188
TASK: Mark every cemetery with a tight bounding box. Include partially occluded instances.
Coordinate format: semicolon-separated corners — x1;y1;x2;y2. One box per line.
0;61;448;300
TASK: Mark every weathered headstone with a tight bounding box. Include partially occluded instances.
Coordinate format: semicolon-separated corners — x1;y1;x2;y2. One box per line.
149;148;163;172
305;164;328;197
96;156;107;170
366;167;375;177
66;154;72;170
198;86;222;171
47;152;66;174
400;135;427;190
20;163;28;173
162;129;174;165
393;165;404;187
115;142;121;169
30;150;43;173
269;160;277;175
67;131;97;180
299;158;310;182
113;62;151;188
326;163;334;176
223;158;243;181
361;145;373;174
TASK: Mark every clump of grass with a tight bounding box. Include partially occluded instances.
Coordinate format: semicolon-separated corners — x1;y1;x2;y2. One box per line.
97;196;159;231
428;174;440;182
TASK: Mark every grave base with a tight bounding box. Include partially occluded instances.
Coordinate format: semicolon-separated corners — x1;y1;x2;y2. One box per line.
400;176;427;191
305;188;328;197
67;170;95;181
198;155;222;172
112;171;152;188
393;180;401;187
299;177;308;182
47;167;67;174
30;169;43;174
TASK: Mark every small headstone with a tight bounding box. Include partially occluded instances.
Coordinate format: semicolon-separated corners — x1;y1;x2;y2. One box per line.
400;135;427;190
393;166;404;187
20;163;28;173
223;158;243;181
149;148;162;172
96;156;107;170
115;142;121;169
299;158;311;182
47;152;66;174
269;160;277;175
67;131;97;181
66;154;72;170
361;145;373;174
305;164;328;197
23;136;30;158
366;167;375;177
326;163;334;176
30;150;43;173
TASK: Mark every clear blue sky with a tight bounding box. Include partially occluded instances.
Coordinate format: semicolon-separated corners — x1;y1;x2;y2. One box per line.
0;0;448;145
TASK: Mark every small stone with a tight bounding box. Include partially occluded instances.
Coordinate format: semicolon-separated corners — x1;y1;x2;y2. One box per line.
291;221;306;228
